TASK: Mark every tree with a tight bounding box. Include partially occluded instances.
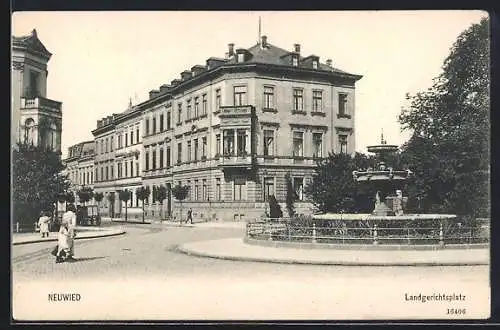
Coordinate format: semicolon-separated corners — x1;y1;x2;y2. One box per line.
285;173;296;218
107;193;116;218
305;152;375;214
77;186;94;206
171;185;189;223
94;192;104;216
118;190;131;221
268;195;283;219
13;143;70;226
398;17;489;219
66;192;75;205
136;186;151;223
154;185;168;220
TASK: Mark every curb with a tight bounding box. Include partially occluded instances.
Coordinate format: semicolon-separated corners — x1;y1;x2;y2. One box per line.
176;242;490;267
13;230;126;246
111;220;152;224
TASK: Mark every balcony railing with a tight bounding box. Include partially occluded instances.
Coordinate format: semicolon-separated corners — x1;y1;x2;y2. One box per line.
21;96;62;112
218;153;253;169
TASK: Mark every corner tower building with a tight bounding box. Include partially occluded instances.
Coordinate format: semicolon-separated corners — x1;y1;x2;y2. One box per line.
12;29;62;153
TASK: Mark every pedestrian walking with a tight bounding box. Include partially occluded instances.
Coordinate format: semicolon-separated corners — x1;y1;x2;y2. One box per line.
55;218;71;263
187;208;193;224
62;204;77;260
38;211;50;238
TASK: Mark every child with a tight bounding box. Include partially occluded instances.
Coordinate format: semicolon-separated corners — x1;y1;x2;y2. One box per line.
56;220;71;263
38;211;50;238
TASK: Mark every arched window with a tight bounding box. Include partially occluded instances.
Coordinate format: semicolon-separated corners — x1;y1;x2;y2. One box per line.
24;118;35;145
49;123;57;150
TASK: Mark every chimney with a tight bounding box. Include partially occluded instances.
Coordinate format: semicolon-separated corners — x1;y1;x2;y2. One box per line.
97;120;102;128
294;43;301;53
181;70;192;80
228;43;235;57
326;59;332;67
261;35;268;48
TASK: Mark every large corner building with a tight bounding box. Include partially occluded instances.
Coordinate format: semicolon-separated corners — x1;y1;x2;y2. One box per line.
75;36;362;221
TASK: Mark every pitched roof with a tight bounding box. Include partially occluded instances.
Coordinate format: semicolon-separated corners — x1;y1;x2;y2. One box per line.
12;29;52;59
225;42;353;75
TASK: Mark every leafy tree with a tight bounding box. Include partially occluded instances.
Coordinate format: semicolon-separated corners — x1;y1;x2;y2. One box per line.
66;192;75;204
154;185;168;219
12;143;69;226
305;152;375;214
94;192;104;216
399;17;489;219
171;185;189;223
77;186;94;206
136;186;151;223
118;189;131;221
107;192;116;218
268;195;283;219
285;173;296;218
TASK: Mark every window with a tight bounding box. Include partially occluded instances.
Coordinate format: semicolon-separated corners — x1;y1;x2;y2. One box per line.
312;60;318;69
237;130;247;156
90;172;93;184
187;141;192;162
292;56;298;67
105;166;109;181
293;177;304;201
223;130;235;156
312;133;323;158
313;90;323;112
130;131;134;145
234;177;246;201
130;161;133;177
160;114;164;131
177;143;182;164
167;111;171;130
177;103;182;124
166;147;171;167
293;89;303;111
125;133;128;147
202;94;207;115
202;137;207;158
111;136;114;151
187;180;192;200
96;168;99;182
263;130;274;156
263;177;274;202
339;134;348;154
237;53;245;62
194;180;200;200
136;127;139;143
159;148;164;168
124;162;128;178
216;178;222;200
202;179;208;201
233;86;247;106
152;149;157;169
215;89;221;111
152;117;157;134
29;70;38;96
145;151;150;171
194;97;199;118
145;119;150;136
110;165;114;179
293;132;304;157
216;134;221;155
105;138;108;153
24;118;35;145
194;139;199;161
118;163;122;178
187;99;192;120
135;162;139;176
100;140;104;154
117;134;122;149
339;93;348;116
264;86;274;109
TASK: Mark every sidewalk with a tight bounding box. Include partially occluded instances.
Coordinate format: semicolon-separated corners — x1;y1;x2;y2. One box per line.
177;238;490;266
12;227;126;245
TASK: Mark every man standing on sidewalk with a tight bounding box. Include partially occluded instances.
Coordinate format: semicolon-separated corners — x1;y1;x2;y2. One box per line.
62;204;77;260
187;208;193;225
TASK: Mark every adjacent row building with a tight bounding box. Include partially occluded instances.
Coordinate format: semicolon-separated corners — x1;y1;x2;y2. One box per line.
67;36;362;221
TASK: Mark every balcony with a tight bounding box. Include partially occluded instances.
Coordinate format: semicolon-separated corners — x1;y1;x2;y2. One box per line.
21;96;62;113
218;153;253;170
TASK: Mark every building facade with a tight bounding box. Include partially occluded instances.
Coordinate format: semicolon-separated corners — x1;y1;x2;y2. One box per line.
64;141;96;203
84;36;362;221
12;29;62;153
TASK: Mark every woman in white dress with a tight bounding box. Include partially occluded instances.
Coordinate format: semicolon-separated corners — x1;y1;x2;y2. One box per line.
38;211;50;238
56;219;71;263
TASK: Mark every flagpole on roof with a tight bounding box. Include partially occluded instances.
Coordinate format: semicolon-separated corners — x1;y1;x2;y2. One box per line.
258;16;261;45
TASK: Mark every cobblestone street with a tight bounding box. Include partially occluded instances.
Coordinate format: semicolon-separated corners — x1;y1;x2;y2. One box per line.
12;224;490;320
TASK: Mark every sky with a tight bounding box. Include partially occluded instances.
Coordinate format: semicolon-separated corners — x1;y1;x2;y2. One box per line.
12;10;488;158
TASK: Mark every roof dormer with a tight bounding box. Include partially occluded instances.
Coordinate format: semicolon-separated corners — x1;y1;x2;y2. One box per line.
302;55;320;69
180;70;192;81
235;48;252;63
